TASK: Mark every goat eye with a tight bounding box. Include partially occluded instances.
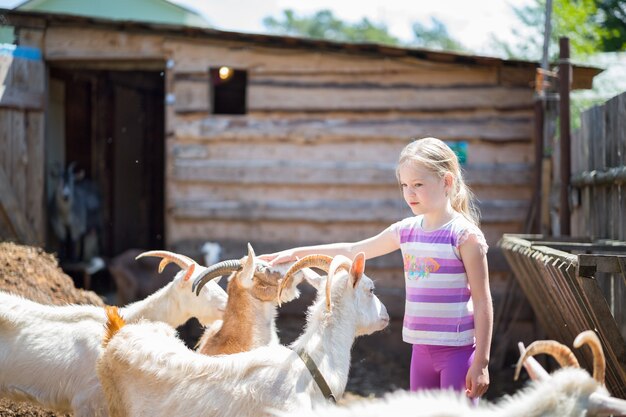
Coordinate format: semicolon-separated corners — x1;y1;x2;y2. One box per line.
369;288;374;294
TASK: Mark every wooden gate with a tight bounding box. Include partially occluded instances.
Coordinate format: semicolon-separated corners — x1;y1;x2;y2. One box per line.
500;234;626;398
0;44;45;245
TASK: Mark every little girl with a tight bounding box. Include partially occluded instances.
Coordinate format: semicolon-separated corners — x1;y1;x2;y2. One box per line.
260;137;492;400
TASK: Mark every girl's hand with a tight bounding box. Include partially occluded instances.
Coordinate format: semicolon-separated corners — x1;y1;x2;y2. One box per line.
465;361;489;399
257;251;297;266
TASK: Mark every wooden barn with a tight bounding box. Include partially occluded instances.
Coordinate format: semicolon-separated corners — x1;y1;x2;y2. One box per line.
0;9;601;321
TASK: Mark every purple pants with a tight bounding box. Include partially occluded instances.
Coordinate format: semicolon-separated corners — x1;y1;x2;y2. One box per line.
410;343;475;394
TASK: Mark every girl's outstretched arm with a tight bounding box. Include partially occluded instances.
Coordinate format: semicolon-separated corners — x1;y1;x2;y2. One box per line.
460;234;493;399
259;226;400;265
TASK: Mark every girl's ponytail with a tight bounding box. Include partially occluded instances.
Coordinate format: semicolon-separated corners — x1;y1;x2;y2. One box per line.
451;170;480;226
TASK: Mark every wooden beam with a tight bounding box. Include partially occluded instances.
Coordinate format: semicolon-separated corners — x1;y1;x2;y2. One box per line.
577;254;626;277
174;115;533;143
45;27;165;60
170;198;528;224
247;84;533;112
0;164;37;244
172;159;533;186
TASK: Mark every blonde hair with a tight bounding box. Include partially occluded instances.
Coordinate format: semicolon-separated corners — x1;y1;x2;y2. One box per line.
396;137;480;226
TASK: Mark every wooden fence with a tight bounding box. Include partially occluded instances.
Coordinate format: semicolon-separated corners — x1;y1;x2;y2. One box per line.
571;91;626;240
0;44;45;245
499;234;626;398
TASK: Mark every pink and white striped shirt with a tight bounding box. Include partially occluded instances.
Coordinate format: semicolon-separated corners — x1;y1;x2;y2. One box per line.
390;214;488;346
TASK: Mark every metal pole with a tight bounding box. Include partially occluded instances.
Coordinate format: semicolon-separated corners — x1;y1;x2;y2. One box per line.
531;0;553;234
532;98;544;233
542;0;553;70
559;37;571;236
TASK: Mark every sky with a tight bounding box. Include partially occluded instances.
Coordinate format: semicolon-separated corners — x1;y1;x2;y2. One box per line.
0;0;535;55
171;0;535;54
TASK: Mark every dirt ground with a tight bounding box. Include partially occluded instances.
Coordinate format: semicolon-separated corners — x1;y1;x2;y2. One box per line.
0;242;525;416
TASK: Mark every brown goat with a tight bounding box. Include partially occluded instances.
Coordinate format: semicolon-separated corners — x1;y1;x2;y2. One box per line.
194;243;305;355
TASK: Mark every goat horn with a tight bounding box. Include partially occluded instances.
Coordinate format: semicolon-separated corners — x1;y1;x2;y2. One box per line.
277;255;333;307
135;250;197;282
192;259;242;295
517;342;550;382
514;340;579;381
326;256;351;312
574;330;606;384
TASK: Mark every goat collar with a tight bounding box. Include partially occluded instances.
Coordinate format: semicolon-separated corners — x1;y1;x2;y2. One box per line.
294;348;337;403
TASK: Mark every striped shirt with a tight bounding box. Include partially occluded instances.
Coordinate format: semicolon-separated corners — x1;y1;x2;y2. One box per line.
390;214;488;346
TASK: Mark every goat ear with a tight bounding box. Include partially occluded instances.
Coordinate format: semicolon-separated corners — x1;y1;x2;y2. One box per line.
299;268;326;291
239;243;256;288
301;267;323;289
349;252;365;288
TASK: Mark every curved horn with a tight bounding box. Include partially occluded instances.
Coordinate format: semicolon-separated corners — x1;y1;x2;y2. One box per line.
517;342;550;381
574;330;606;384
514;340;579;381
277;255;333;307
192;259;242;295
326;256;351;312
136;250;197;282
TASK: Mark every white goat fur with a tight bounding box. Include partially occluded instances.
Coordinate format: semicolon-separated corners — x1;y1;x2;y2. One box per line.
0;264;227;417
277;368;612;417
279;336;626;417
97;254;390;417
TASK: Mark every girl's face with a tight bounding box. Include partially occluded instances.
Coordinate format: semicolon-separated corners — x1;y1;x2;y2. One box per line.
398;162;449;216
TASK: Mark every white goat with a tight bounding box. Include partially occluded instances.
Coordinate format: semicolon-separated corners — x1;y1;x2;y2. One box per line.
275;331;626;417
96;253;390;417
0;251;227;417
194;243;308;354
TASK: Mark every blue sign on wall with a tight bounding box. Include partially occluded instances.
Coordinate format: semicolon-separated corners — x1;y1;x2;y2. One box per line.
0;44;42;60
445;141;467;165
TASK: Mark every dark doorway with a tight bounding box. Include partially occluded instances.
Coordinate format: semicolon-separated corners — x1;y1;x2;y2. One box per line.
48;68;165;259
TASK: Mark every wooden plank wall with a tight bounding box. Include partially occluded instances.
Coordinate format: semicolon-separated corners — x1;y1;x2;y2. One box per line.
161;38;535;314
571;91;626;339
572;92;626;240
0;39;45;245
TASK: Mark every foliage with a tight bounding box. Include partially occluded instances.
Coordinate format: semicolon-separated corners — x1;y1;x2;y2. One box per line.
489;0;625;131
262;9;399;45
490;0;625;61
262;9;466;52
411;17;466;52
596;0;626;51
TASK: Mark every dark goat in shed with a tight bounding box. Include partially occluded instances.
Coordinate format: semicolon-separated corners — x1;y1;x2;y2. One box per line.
49;162;102;264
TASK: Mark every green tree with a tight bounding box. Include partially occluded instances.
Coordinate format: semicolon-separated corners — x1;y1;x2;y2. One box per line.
262;9;400;45
596;0;626;51
411;17;466;52
490;0;626;130
491;0;624;60
262;9;466;52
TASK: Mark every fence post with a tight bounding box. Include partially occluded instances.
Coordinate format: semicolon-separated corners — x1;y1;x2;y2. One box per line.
559;37;572;235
